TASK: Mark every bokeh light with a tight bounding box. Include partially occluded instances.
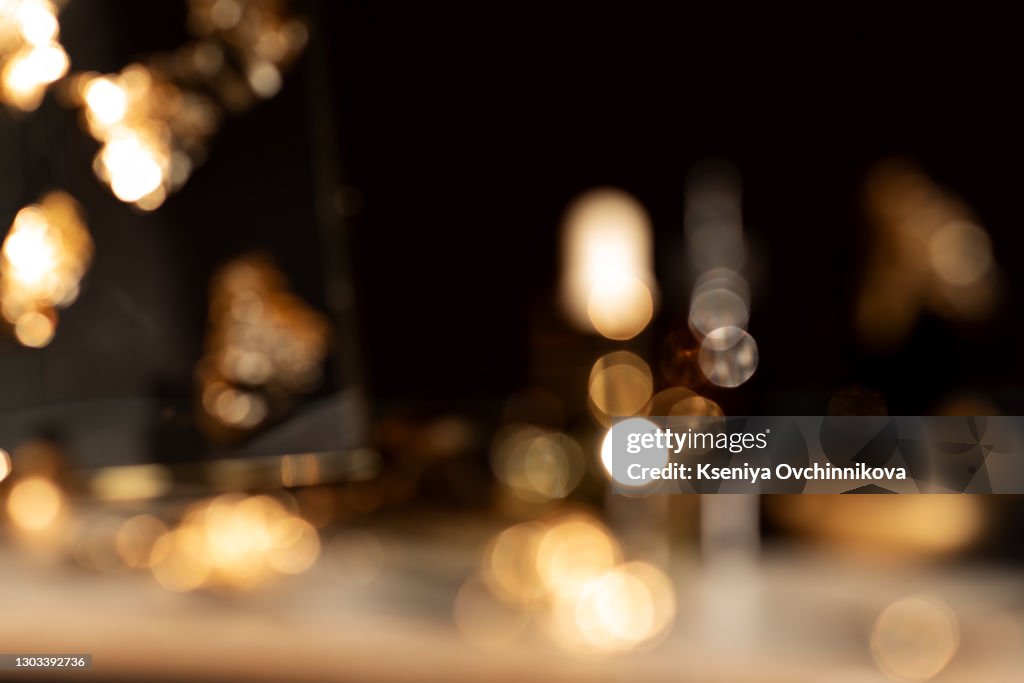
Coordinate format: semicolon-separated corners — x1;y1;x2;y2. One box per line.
473;513;676;656
569;561;675;652
0;0;69;111
148;493;321;592
697;326;759;388
482;521;548;606
588;351;653;422
6;475;63;532
871;595;959;681
491;426;584;503
858;161;1001;349
535;514;620;598
116;514;169;569
0;448;11;482
1;192;92;347
560;188;658;338
197;255;329;437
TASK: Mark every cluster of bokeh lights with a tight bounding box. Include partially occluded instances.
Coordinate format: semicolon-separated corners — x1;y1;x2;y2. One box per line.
456;513;676;654
0;0;68;111
0;191;92;348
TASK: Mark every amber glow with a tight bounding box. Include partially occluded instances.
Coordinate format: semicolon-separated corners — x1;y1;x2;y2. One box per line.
1;192;92;347
0;0;69;111
148;493;321;592
560;188;658;339
6;475;63;532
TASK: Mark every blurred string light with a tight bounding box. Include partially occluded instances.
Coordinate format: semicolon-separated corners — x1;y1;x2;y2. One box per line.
197;254;328;437
684;161;758;388
0;0;69;111
858;160;1001;350
871;595;960;681
67;65;219;210
560;188;659;340
0;191;92;348
149;493;320;592
64;0;307;209
185;0;308;108
462;512;676;654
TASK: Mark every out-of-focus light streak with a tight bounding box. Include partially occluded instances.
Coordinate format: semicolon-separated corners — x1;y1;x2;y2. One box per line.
0;0;69;111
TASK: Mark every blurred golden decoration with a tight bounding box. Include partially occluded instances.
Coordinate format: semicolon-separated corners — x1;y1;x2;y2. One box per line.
63;0;306;208
560;188;659;340
491;425;584;503
0;191;92;348
468;513;676;655
0;0;68;111
149;493;320;592
858;160;1001;350
197;254;329;437
871;595;960;681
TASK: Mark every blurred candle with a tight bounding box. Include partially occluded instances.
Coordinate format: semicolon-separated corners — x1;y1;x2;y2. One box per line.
559;188;658;340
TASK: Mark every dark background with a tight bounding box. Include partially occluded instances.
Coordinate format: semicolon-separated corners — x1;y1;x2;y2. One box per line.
3;2;1022;429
